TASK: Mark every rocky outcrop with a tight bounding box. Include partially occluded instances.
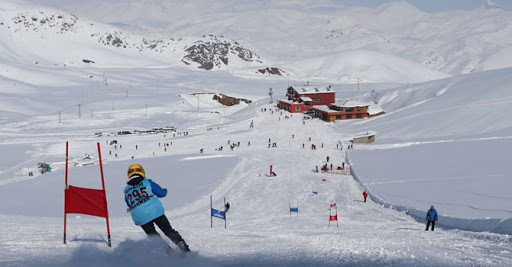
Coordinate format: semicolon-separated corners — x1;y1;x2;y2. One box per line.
182;34;261;70
257;67;285;76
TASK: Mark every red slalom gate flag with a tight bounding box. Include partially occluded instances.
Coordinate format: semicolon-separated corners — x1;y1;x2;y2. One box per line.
329;214;338;221
330;203;336;208
65;185;108;218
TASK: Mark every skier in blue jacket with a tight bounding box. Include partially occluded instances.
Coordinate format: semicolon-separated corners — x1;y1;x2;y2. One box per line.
124;164;190;252
425;205;438;231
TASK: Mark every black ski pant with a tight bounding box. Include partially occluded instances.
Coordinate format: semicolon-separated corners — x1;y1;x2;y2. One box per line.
141;214;185;245
426;220;436;231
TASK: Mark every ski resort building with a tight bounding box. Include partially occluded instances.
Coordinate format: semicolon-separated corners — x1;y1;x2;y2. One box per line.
353;131;377;144
277;85;335;113
312;100;384;122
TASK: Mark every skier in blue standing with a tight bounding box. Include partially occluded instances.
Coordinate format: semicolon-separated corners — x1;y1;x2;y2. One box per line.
124;163;190;252
425;205;438;231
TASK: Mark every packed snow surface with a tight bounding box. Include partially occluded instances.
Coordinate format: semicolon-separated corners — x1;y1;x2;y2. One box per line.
1;87;512;266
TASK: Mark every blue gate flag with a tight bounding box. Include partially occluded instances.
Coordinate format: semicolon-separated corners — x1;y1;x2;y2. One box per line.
290;207;299;213
211;208;226;220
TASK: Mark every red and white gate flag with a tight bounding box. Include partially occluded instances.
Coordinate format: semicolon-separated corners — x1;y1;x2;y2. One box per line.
330;203;336;208
329;214;338;221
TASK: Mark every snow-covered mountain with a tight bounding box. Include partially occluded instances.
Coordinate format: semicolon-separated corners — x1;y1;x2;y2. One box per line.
0;0;456;89
35;0;512;75
0;1;264;72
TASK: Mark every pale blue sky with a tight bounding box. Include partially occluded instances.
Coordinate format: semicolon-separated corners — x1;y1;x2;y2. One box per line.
27;0;511;12
334;0;510;12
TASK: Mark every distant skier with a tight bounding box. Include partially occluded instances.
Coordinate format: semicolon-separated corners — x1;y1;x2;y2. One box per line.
124;164;191;252
362;191;368;202
425;205;438;231
224;202;230;212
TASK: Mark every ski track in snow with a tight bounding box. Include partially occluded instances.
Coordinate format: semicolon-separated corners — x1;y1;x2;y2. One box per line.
0;104;511;266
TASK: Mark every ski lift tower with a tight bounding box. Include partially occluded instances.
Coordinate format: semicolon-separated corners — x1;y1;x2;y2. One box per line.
269;88;273;104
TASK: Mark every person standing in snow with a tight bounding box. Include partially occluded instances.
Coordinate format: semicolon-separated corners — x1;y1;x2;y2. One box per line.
124;164;191;252
425;205;438;231
224;202;230;212
362;191;368;202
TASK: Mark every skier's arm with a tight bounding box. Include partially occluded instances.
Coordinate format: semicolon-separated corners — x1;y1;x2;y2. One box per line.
148;179;167;197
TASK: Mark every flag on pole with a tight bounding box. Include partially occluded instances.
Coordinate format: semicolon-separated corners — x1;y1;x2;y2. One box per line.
329;215;338;221
65;185;108;218
330;203;336;208
290;207;299;213
64;142;111;246
211;208;226;220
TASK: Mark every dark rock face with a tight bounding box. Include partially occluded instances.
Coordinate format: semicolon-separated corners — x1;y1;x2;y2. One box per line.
257;67;285;76
9;12;78;33
182;35;261;70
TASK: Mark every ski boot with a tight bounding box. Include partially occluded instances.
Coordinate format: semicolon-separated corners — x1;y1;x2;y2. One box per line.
177;240;191;253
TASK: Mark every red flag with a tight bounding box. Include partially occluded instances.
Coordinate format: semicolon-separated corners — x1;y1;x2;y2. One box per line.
330;203;336;208
329;214;338;221
65;185;108;218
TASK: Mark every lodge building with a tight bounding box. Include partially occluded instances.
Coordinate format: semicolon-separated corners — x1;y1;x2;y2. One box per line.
277;85;335;113
312;100;384;122
277;85;384;122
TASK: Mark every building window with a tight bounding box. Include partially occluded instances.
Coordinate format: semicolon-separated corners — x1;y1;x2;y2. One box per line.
346;114;352;119
313;98;321;102
295;106;301;111
357;108;362;112
346;107;353;112
356;114;362;118
336;115;341;119
305;102;310;106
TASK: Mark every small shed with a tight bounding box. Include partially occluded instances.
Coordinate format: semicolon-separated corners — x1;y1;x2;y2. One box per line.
353;132;376;144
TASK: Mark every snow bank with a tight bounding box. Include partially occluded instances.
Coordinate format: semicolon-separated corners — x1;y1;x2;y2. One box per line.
347;144;512;235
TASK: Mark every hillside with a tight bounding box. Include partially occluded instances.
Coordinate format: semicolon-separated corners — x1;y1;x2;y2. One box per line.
338;67;512;141
39;0;512;75
0;0;455;112
0;1;263;72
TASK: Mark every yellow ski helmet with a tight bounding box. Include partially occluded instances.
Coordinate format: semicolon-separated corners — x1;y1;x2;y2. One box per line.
127;164;145;179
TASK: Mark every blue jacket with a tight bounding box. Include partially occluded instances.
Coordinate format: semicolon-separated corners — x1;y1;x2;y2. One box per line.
426;209;438;221
124;178;167;225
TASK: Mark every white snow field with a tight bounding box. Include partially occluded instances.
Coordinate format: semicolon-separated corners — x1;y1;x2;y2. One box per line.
1;90;512;266
1;0;512;266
